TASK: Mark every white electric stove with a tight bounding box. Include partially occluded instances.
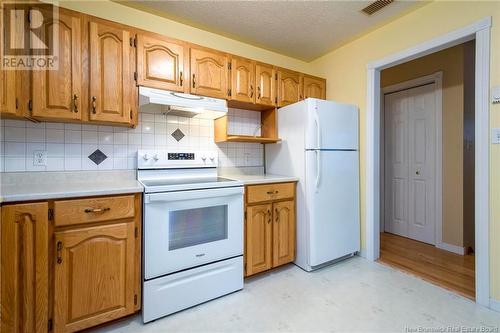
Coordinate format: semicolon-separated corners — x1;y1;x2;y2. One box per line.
137;150;244;323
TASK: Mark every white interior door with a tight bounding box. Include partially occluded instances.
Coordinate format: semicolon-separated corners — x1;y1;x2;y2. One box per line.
384;83;436;244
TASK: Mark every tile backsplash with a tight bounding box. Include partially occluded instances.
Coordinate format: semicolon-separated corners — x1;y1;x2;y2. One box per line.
0;108;263;172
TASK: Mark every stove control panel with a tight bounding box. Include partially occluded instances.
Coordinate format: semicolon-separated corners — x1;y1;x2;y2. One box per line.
138;150;218;169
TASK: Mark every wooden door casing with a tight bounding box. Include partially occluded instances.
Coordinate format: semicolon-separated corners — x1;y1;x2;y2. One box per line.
277;69;301;107
136;33;187;92
190;47;229;99
272;200;296;267
230;57;255;103
1;202;49;333
303;76;326;100
54;222;136;332
255;63;275;107
32;9;82;120
245;204;273;276
89;19;132;124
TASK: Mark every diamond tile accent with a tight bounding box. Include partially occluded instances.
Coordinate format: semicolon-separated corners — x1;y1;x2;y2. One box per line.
171;128;185;142
88;149;107;165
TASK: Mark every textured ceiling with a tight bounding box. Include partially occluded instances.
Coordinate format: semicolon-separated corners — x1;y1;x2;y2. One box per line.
120;1;426;61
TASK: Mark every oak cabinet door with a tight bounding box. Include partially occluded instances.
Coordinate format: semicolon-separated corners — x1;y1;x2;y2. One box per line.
277;69;301;107
303;76;326;100
272;200;296;267
31;9;82;120
0;6;18;116
54;222;136;332
1;203;49;333
89;20;133;124
137;34;186;92
230;57;255;103
190;47;229;99
255;63;275;107
245;204;273;277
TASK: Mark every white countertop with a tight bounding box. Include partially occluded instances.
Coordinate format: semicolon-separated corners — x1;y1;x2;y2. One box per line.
0;171;143;203
225;173;298;185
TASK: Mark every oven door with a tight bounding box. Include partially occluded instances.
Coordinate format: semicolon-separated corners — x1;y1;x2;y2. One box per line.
144;186;244;279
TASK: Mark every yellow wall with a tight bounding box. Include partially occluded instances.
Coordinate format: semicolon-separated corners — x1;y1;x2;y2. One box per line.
381;44;466;248
52;0;311;74
309;1;500;300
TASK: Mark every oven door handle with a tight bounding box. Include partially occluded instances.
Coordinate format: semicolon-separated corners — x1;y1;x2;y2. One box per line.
145;186;244;203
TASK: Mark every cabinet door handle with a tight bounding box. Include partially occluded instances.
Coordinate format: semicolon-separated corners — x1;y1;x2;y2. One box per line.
179;71;183;86
91;96;97;114
73;94;78;113
250;85;254;98
192;74;196;88
84;207;110;213
257;86;261;99
275;207;279;222
267;209;271;224
56;241;63;264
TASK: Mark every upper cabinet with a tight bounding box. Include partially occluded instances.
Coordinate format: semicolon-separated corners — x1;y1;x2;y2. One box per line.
190;47;229;99
32;9;82;121
277;69;301;107
303;75;326;100
88;18;134;124
136;33;187;92
255;63;276;107
0;6;18;116
230;56;255;103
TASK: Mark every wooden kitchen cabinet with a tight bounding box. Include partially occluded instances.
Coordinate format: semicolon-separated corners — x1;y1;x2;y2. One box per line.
1;202;49;333
31;8;82;121
230;56;255;103
88;18;135;124
277;69;301;107
244;182;296;277
255;63;276;107
302;75;326;100
0;6;18;117
136;33;187;92
190;47;229;99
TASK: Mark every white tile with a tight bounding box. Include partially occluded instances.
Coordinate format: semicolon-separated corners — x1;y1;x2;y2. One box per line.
142;133;154;146
98;157;113;170
64;157;81;170
141;113;155;122
26;158;46;171
199;126;211;137
141;122;154;133
65;143;82;156
64;130;81;143
5;142;26;157
98;125;115;132
127;158;136;169
5;157;26;171
26;143;46;156
127;145;141;158
154;113;167;123
45;122;65;129
154;123;167;134
98;144;114;158
82;144;99;157
26;121;45;129
47;143;65;157
65;123;82;130
4;119;26;128
99;132;113;144
82;131;98;144
26;128;45;142
113;132;128;144
154;134;167;146
82;124;98;131
113;157;128;169
128;133;142;145
166;115;178;124
189;126;200;137
4;126;26;142
81;157;98;170
178;117;189;125
46;157;64;171
113;144;128;157
46;129;65;143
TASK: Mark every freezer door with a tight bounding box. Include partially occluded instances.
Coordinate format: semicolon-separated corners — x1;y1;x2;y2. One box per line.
305;99;359;150
305;150;360;266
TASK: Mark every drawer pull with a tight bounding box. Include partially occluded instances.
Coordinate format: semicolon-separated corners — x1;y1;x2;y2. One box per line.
56;241;63;264
84;207;111;213
266;190;279;195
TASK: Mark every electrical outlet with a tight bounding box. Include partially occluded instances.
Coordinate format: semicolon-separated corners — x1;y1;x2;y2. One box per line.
33;150;47;166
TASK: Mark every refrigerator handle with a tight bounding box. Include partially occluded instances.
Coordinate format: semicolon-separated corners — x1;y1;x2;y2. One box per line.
315;150;321;192
314;107;321;149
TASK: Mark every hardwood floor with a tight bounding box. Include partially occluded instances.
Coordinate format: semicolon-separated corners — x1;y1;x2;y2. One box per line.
378;232;475;299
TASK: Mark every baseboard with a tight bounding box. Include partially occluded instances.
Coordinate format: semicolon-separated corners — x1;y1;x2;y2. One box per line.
436;242;465;255
490;298;500;313
359;248;367;258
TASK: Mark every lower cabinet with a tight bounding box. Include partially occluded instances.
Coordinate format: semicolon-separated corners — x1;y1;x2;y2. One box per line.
0;193;142;333
244;182;296;277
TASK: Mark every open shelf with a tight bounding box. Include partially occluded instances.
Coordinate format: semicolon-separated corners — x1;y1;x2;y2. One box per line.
214;108;280;144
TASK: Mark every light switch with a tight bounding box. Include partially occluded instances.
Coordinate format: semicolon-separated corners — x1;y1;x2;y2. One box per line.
33;150;47;166
492;86;500;104
492;128;500;144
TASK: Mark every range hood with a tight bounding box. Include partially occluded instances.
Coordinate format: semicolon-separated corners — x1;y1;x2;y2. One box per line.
139;86;228;119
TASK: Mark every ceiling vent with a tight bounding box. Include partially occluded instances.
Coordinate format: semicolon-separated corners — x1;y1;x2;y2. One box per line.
361;0;394;15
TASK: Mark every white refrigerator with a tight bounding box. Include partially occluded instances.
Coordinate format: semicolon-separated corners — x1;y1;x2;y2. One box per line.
266;98;360;271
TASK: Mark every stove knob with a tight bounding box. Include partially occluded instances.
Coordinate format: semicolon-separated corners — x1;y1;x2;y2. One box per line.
143;154;149;161
209;156;215;162
201;156;207;162
153;154;159;161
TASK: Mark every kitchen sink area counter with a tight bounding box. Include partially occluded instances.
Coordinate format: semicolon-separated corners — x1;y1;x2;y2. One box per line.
218;168;298;185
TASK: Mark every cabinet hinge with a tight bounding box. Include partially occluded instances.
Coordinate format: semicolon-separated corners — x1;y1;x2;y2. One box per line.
228;89;231;97
48;208;54;220
28;99;33;111
134;226;138;238
134;72;138;81
134;294;138;305
47;319;53;331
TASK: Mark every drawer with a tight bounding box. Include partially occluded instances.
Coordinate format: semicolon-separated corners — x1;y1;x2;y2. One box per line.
54;195;136;227
246;182;295;204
